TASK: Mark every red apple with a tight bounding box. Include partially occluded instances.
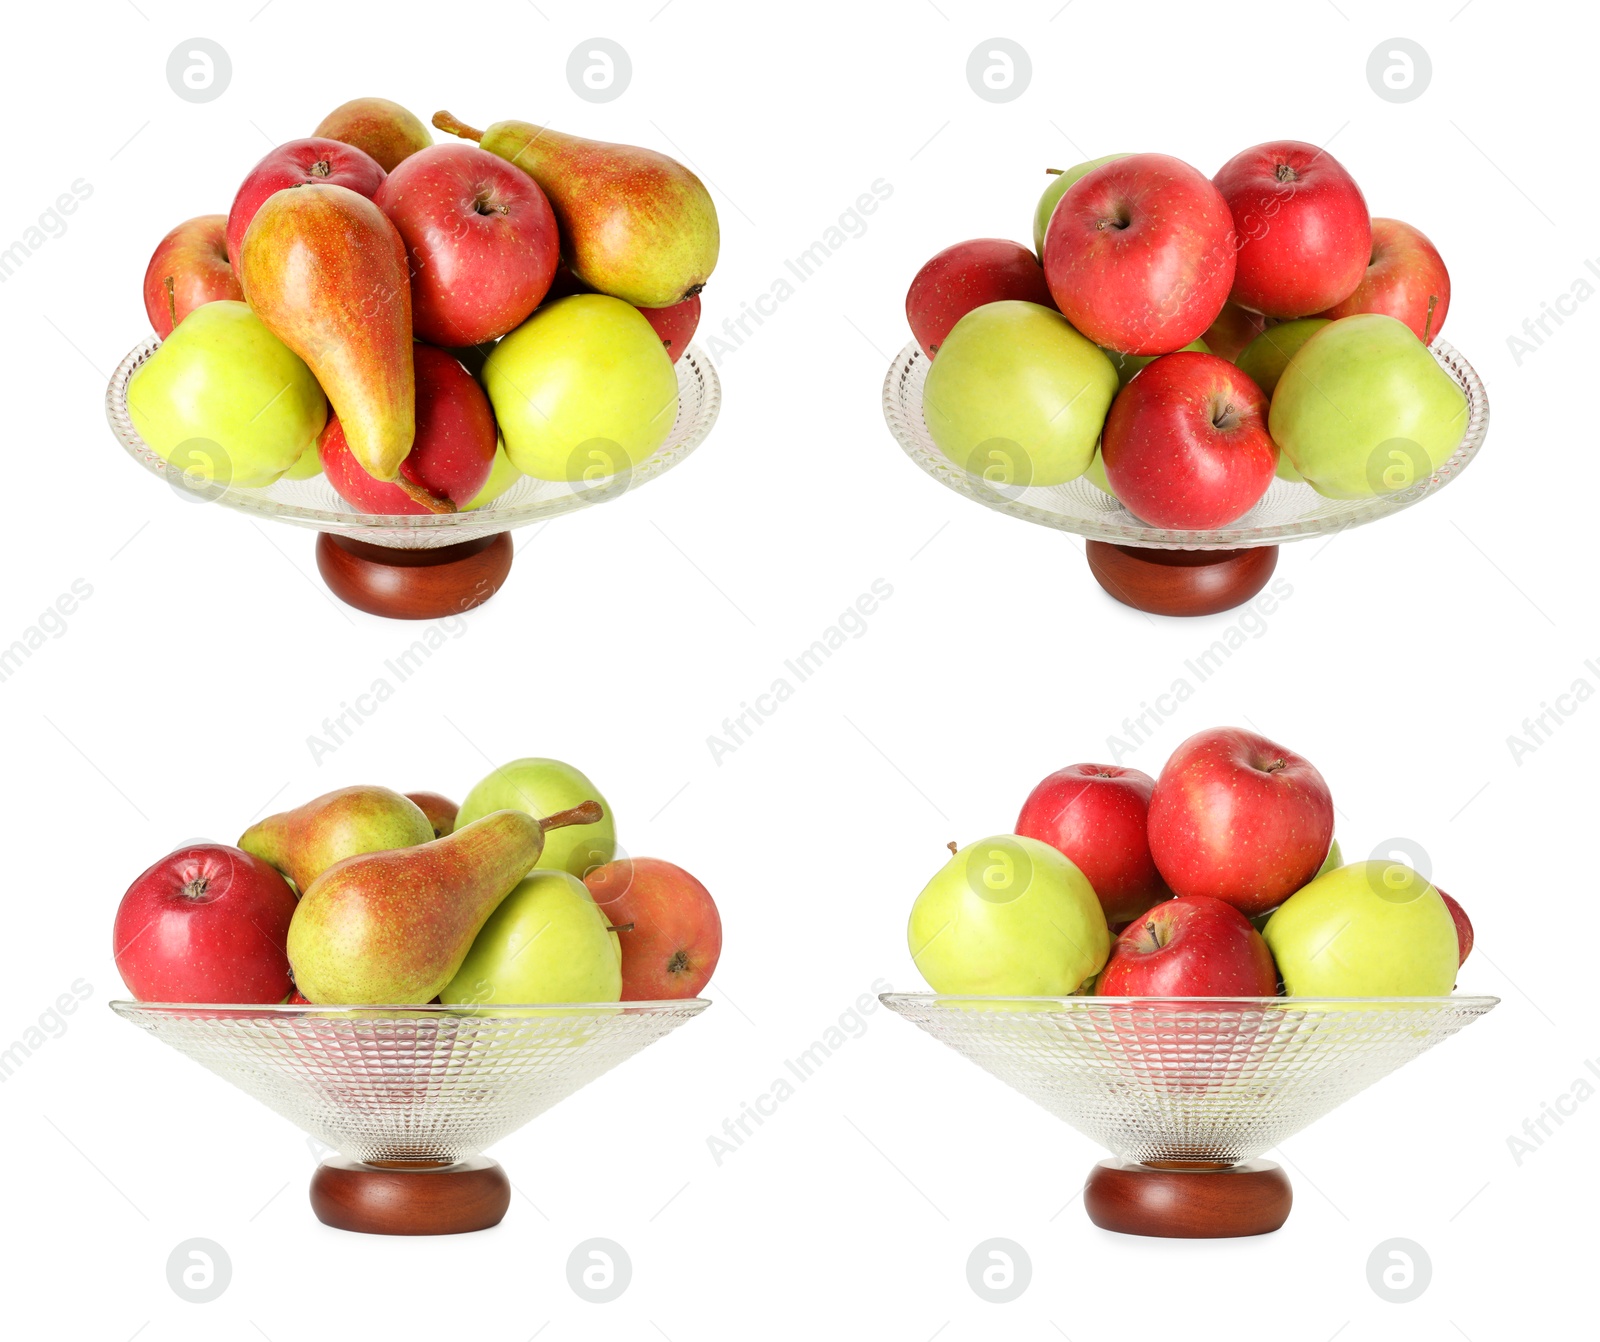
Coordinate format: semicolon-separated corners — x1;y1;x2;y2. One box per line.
1438;889;1473;966
1101;351;1276;529
406;791;459;838
639;293;701;362
905;239;1054;359
1202;300;1268;362
584;858;722;1000
1213;140;1370;319
320;344;497;513
1099;896;1279;996
142;215;243;339
1014;763;1168;925
113;844;298;1003
374;142;559;347
1317;217;1450;343
1147;727;1334;916
225;137;387;267
1043;153;1235;355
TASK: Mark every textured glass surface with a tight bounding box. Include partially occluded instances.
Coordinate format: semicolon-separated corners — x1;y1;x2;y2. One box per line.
106;340;721;550
111;1001;707;1163
881;340;1488;551
882;995;1496;1164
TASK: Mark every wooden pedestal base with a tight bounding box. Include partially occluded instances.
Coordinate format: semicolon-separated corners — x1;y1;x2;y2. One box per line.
1086;541;1277;617
316;532;513;619
310;1157;511;1235
1083;1159;1292;1238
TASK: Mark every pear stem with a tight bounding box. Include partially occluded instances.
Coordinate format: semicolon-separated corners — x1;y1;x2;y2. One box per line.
1045;167;1063;175
542;800;603;830
433;111;484;142
946;841;958;855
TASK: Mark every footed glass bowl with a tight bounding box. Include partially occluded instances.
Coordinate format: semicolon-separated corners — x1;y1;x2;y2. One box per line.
882;993;1496;1237
107;338;721;550
112;999;708;1233
881;340;1488;551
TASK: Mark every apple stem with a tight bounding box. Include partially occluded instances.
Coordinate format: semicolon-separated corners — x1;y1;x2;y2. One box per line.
1424;293;1438;345
542;800;603;831
162;275;177;331
1045;167;1063;175
432;111;484;142
606;922;635;934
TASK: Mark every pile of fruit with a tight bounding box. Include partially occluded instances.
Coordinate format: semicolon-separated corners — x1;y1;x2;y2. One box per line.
113;758;721;1006
905;140;1467;528
131;96;718;513
906;726;1473;998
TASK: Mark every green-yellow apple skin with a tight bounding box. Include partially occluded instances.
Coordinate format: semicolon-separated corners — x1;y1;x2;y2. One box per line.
1235;318;1328;481
908;835;1110;995
1318;837;1343;876
1263;860;1458;996
283;438;323;480
1033;154;1130;258
440;871;622;1004
1268;313;1468;499
1104;338;1209;390
924;301;1118;489
128;301;327;489
463;439;522;510
456;758;615;879
483;293;678;482
1084;445;1114;496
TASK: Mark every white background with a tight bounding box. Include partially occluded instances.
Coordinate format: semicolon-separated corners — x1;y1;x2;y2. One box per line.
0;1;1593;1337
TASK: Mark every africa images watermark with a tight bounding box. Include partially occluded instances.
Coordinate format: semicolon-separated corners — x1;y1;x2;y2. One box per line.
1505;656;1600;765
706;579;894;764
0;580;95;686
0;979;93;1083
1506;1053;1600;1166
703;180;894;363
1506;257;1600;366
0;180;93;284
1104;576;1294;763
706;979;892;1166
307;613;470;763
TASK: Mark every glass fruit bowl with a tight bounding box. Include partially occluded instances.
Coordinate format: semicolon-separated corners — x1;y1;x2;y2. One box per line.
111;999;708;1233
107;338;721;550
881;340;1488;551
882;993;1496;1236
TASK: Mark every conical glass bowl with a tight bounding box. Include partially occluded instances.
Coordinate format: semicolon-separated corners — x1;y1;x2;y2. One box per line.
111;1000;707;1164
881;340;1488;551
881;994;1496;1164
106;338;721;550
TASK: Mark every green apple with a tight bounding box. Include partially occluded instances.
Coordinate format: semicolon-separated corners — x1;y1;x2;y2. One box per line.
440;871;622;1005
283;439;323;480
483;293;678;483
1235;318;1328;481
1318;837;1343;876
924;301;1118;489
1263;860;1458;996
1268;314;1468;499
127;301;327;489
1103;338;1209;390
456;758;615;879
1032;153;1130;258
1084;445;1114;497
463;440;522;510
908;835;1110;995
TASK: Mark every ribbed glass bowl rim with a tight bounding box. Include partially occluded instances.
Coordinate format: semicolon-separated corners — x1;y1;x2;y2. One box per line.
881;993;1499;1010
105;336;721;533
881;337;1488;551
111;998;710;1016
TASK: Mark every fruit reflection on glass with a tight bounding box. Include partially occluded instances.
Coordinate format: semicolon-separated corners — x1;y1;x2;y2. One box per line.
112;756;720;1007
905;724;1475;1000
